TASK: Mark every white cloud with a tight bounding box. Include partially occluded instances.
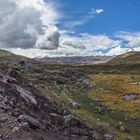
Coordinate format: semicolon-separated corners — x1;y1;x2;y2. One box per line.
96;9;104;14
116;31;140;48
10;32;122;58
60;33;120;51
11;46;85;58
36;26;60;50
12;31;140;57
106;46;131;56
64;20;87;29
0;0;61;49
89;8;104;15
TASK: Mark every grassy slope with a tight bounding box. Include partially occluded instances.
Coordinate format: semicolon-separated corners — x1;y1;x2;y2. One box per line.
108;51;140;65
66;74;140;140
88;74;140;139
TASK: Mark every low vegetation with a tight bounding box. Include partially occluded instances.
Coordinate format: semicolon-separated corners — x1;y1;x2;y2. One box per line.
0;50;140;139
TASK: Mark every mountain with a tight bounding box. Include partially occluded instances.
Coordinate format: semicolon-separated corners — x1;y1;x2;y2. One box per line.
0;49;108;140
36;56;111;65
108;51;140;65
0;49;140;139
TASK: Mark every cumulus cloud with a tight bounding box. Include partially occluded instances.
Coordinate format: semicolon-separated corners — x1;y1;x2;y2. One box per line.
116;32;140;48
0;0;61;49
106;46;131;56
36;26;60;50
60;33;120;51
11;46;85;58
11;32;123;58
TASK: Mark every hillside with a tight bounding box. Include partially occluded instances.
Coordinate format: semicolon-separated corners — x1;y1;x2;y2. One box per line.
108;51;140;65
0;49;109;140
0;49;140;140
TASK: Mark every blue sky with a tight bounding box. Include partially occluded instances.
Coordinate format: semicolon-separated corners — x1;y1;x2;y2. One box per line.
57;0;140;35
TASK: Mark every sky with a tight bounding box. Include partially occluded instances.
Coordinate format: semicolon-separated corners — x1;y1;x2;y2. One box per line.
58;0;140;33
0;0;140;58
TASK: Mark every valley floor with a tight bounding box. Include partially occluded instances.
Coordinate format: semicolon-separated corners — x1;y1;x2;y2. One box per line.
70;74;140;140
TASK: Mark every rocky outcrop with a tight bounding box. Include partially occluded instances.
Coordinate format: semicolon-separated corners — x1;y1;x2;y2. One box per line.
0;64;106;140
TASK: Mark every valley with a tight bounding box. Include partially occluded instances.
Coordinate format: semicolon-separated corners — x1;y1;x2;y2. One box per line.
0;50;140;140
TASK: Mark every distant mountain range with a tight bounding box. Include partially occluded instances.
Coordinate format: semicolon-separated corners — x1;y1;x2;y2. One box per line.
36;56;112;65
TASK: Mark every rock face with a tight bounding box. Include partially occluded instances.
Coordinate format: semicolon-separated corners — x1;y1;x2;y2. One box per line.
0;63;106;140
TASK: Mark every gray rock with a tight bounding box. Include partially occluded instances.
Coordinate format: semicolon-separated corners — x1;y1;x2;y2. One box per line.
0;117;8;123
19;122;30;130
15;85;37;106
72;102;81;109
104;134;113;140
50;113;64;125
18;115;40;129
64;115;80;128
7;68;19;78
124;94;138;101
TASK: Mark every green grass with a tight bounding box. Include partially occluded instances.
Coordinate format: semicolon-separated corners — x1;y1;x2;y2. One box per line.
58;73;140;139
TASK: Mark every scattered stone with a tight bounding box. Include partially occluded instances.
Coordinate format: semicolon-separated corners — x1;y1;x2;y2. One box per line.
11;126;20;133
0;117;8;123
104;134;113;140
7;77;17;84
7;68;19;78
50;113;64;125
115;122;129;132
18;115;40;129
72;102;81;109
124;93;138;101
19;60;25;66
64;115;80;128
19;122;30;130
